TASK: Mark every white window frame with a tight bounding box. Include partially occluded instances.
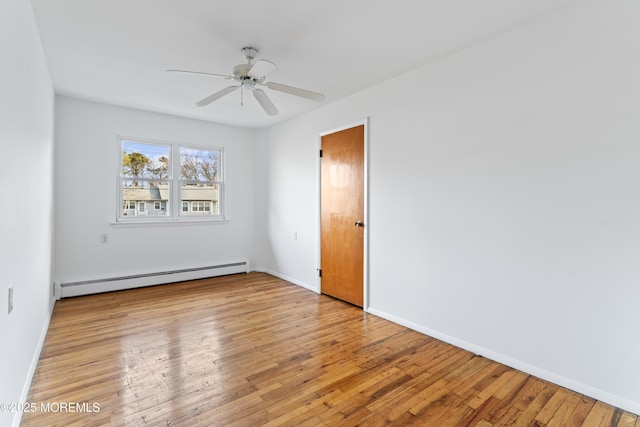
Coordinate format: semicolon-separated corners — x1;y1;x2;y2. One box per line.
117;136;225;223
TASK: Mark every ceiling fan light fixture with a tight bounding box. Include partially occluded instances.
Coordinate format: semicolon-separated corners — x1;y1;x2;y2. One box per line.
241;79;256;91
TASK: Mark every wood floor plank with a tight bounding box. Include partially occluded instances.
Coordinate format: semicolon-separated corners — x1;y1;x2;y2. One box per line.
616;410;639;426
21;272;637;426
534;388;571;424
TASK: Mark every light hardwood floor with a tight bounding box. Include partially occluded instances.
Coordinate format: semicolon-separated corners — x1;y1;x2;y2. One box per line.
22;272;638;426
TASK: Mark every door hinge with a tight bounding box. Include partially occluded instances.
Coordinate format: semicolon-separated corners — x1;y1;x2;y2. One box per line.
318;268;322;277
319;149;323;158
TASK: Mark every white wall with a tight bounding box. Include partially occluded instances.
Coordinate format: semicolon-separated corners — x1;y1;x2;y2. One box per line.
55;97;256;286
0;1;55;426
256;0;640;414
253;121;324;290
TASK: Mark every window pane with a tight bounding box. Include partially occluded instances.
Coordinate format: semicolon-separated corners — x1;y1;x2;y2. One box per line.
180;184;219;216
121;181;169;217
122;141;170;180
180;147;219;182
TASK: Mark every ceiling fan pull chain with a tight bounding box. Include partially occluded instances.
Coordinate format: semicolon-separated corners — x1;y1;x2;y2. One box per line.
240;83;244;106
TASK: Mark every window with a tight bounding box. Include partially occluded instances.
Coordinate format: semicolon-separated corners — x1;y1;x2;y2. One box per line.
191;201;211;212
118;138;224;222
123;200;136;214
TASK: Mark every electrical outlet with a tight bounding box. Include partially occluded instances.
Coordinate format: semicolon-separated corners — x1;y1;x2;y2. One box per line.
100;233;109;243
8;286;14;314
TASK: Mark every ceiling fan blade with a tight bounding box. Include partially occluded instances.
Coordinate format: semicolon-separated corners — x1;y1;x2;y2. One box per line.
265;82;325;102
253;89;278;116
196;86;238;107
166;69;233;79
248;60;277;79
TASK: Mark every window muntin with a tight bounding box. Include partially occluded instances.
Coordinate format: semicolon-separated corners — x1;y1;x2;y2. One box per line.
118;138;223;222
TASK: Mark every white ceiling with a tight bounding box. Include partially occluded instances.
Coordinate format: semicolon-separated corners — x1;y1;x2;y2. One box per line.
30;0;580;128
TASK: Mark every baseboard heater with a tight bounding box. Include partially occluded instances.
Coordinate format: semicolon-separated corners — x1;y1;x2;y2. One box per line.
59;260;249;298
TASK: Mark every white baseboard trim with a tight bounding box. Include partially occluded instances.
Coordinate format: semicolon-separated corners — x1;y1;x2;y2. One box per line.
12;299;55;427
253;268;319;293
366;307;640;416
60;260;249;298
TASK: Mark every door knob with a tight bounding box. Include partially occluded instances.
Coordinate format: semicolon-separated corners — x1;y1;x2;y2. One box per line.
354;221;364;228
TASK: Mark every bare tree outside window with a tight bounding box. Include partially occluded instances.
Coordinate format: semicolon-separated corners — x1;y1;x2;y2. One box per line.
148;156;169;180
199;151;219;182
180;148;219;183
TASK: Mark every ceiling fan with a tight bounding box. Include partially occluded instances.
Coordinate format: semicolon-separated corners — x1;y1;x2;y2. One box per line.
167;47;326;116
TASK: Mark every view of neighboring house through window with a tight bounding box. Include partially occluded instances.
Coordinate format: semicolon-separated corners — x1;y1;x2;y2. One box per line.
119;138;223;222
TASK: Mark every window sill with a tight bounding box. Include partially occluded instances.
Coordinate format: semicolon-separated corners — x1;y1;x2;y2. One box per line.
111;217;230;227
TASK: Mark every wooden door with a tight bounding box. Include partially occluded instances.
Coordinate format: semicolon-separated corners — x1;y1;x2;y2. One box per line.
320;124;365;307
